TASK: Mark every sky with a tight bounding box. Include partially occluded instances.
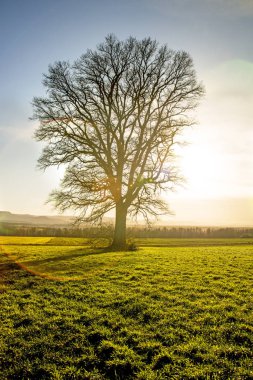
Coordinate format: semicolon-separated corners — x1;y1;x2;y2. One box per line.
0;0;252;226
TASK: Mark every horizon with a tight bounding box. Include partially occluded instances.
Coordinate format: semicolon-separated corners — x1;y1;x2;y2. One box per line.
1;204;253;228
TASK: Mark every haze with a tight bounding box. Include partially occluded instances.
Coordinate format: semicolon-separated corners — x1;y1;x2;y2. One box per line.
0;0;252;226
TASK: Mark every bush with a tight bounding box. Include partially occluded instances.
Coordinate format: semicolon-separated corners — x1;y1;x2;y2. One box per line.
126;239;138;251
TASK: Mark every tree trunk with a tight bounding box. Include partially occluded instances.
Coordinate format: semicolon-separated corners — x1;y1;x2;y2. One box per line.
111;202;127;250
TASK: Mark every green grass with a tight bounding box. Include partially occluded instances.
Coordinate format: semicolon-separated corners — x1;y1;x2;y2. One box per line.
0;237;253;379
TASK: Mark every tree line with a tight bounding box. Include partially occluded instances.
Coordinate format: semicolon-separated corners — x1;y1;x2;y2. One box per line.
0;223;252;239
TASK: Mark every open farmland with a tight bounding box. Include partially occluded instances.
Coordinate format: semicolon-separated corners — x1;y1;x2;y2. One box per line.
0;237;253;379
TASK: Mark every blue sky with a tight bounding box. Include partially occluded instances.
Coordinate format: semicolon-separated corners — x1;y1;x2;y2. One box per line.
0;0;252;225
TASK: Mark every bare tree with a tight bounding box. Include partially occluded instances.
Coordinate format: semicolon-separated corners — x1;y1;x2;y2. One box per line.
32;35;204;249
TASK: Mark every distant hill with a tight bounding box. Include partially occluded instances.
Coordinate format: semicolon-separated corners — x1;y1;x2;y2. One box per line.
0;211;74;226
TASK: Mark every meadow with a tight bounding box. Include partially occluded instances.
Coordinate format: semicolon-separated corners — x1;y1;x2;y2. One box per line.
0;237;253;379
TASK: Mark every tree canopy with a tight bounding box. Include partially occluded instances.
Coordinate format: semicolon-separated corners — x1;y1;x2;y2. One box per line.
33;35;204;249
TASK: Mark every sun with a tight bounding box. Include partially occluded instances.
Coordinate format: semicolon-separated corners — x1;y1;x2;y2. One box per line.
176;142;225;199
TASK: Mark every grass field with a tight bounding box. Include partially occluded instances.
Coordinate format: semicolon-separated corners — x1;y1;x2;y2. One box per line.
0;237;253;379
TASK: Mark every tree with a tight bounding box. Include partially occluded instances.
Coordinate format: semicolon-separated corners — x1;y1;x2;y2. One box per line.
32;35;204;249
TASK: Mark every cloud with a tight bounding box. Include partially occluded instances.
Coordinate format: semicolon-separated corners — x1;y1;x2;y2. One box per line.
200;59;253;139
207;60;253;99
221;0;253;15
199;0;253;16
147;0;253;18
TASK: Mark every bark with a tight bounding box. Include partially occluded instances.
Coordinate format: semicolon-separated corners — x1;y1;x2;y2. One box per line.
111;202;127;249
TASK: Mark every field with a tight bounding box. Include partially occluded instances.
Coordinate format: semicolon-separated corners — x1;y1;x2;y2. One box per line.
0;237;253;379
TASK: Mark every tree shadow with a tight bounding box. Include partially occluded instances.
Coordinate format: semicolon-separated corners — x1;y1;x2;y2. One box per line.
0;260;25;288
0;261;22;274
22;247;115;266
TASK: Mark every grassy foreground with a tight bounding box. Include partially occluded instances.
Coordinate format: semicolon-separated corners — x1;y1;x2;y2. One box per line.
0;237;253;379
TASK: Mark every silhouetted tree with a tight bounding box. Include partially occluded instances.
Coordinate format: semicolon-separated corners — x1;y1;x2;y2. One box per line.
32;35;204;249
